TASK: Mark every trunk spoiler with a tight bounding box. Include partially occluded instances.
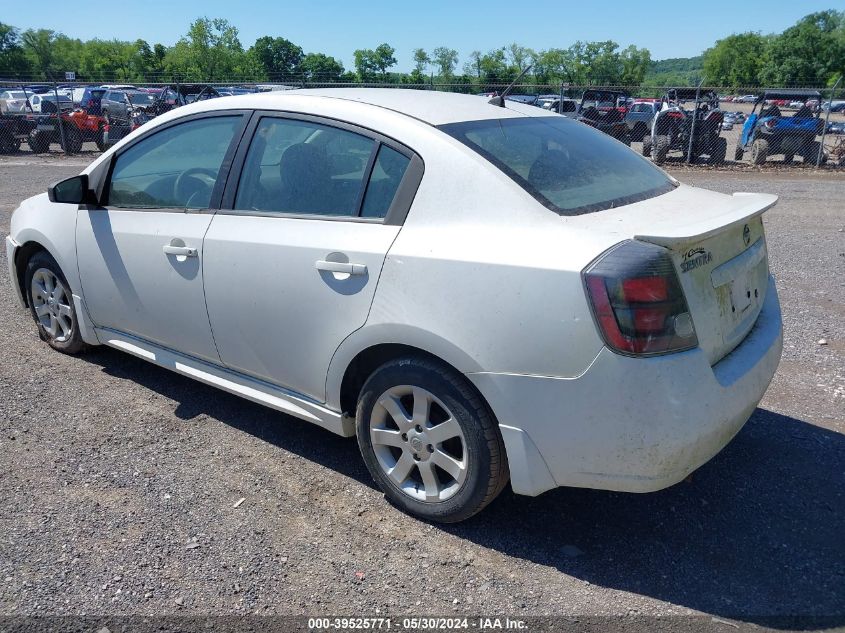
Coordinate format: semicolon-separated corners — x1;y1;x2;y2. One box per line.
634;192;778;247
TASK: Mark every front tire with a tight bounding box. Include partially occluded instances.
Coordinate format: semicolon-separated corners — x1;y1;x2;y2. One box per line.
356;357;508;523
652;134;670;164
751;138;769;165
24;251;87;355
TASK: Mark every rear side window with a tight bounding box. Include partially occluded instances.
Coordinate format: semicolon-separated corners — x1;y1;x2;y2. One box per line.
107;115;242;209
439;117;676;215
361;145;410;218
234;117;377;217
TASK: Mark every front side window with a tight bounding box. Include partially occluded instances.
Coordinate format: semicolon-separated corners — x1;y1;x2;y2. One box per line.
234;117;376;217
107;115;242;209
439;116;676;215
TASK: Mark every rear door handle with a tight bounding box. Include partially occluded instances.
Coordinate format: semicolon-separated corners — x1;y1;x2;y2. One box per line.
315;260;367;275
163;244;198;257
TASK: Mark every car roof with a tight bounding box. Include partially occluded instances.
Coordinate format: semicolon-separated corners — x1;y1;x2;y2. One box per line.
760;89;821;101
198;88;557;126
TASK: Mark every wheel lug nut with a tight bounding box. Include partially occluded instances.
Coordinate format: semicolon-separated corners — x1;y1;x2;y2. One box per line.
401;433;408;441
427;444;434;453
413;453;420;461
415;425;422;432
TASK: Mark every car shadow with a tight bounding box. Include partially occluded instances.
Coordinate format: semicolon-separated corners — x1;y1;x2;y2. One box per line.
83;346;843;628
447;409;845;629
83;346;374;488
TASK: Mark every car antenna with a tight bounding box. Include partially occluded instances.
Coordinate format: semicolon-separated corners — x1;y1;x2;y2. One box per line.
489;64;534;108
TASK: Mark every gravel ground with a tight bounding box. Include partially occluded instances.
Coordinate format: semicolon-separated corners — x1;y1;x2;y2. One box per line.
0;156;842;630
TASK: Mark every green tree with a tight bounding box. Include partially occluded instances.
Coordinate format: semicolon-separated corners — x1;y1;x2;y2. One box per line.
168;17;243;81
703;33;767;87
0;23;29;76
432;46;458;79
410;48;430;83
251;36;303;79
301;52;344;82
354;43;396;81
760;11;844;86
618;45;651;85
21;29;57;77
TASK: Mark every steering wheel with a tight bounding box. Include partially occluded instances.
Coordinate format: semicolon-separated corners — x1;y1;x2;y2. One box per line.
173;167;218;208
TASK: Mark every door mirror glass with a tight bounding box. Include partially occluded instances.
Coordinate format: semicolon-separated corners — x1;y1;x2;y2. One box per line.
48;174;95;204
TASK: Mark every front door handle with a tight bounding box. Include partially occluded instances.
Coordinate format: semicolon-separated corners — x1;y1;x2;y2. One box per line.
163;244;198;257
315;260;367;275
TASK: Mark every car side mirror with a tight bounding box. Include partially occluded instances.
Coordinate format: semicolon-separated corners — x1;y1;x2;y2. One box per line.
48;174;98;205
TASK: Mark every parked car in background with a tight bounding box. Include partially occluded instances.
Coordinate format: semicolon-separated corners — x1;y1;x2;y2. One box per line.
541;98;579;118
0;90;30;113
736;94;757;103
78;87;107;116
625;101;661;141
826;121;845;134
27;93;73;113
505;94;538;106
101;89;156;125
821;101;845;113
25;85;52;95
6;89;783;523
100;84;136;91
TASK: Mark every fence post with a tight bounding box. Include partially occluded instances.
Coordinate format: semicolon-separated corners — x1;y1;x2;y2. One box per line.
817;75;841;168
686;80;703;164
53;81;68;155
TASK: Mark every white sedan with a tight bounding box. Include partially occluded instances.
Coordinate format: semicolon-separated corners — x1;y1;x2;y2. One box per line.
6;90;783;522
0;90;30;113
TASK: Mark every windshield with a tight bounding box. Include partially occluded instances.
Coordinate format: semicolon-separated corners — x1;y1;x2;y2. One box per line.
439;117;676;215
128;93;155;105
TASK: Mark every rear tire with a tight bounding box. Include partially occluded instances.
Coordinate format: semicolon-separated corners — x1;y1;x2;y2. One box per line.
642;135;652;157
751;138;769;165
709;137;727;164
95;124;107;151
60;125;82;154
28;130;50;154
356;357;508;523
734;146;744;161
653;134;670;164
24;251;87;355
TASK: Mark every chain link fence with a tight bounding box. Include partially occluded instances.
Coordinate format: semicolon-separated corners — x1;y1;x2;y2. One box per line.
1;77;843;168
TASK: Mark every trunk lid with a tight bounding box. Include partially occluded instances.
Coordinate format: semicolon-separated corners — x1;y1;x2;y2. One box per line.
573;186;777;365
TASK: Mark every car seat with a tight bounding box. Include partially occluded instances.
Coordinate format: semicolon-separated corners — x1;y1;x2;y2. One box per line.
278;143;332;214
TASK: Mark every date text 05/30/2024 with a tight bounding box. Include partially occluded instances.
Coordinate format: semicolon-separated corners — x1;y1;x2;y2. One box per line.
308;617;528;630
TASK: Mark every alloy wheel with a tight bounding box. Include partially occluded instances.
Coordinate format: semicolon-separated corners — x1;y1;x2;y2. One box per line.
370;385;468;503
30;268;73;342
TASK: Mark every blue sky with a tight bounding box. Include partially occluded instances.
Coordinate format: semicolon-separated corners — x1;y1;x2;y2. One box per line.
4;0;839;71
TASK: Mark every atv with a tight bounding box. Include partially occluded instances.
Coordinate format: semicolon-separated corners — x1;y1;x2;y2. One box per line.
643;88;726;165
577;88;631;145
735;90;827;165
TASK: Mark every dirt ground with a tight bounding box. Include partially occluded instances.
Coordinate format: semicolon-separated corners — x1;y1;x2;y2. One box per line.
0;156;842;631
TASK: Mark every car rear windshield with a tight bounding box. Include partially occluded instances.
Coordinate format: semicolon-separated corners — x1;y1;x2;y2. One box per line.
439;117;676;215
128;93;155;105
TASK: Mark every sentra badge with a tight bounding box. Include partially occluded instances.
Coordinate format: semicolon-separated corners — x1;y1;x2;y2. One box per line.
681;247;712;273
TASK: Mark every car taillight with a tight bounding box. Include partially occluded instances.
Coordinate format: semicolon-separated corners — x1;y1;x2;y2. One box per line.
583;240;698;356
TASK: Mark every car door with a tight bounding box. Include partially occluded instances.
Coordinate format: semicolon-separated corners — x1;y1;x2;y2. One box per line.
76;112;249;363
203;113;422;401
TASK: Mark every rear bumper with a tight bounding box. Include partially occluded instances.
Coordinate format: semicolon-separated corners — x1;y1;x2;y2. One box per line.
470;275;783;496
